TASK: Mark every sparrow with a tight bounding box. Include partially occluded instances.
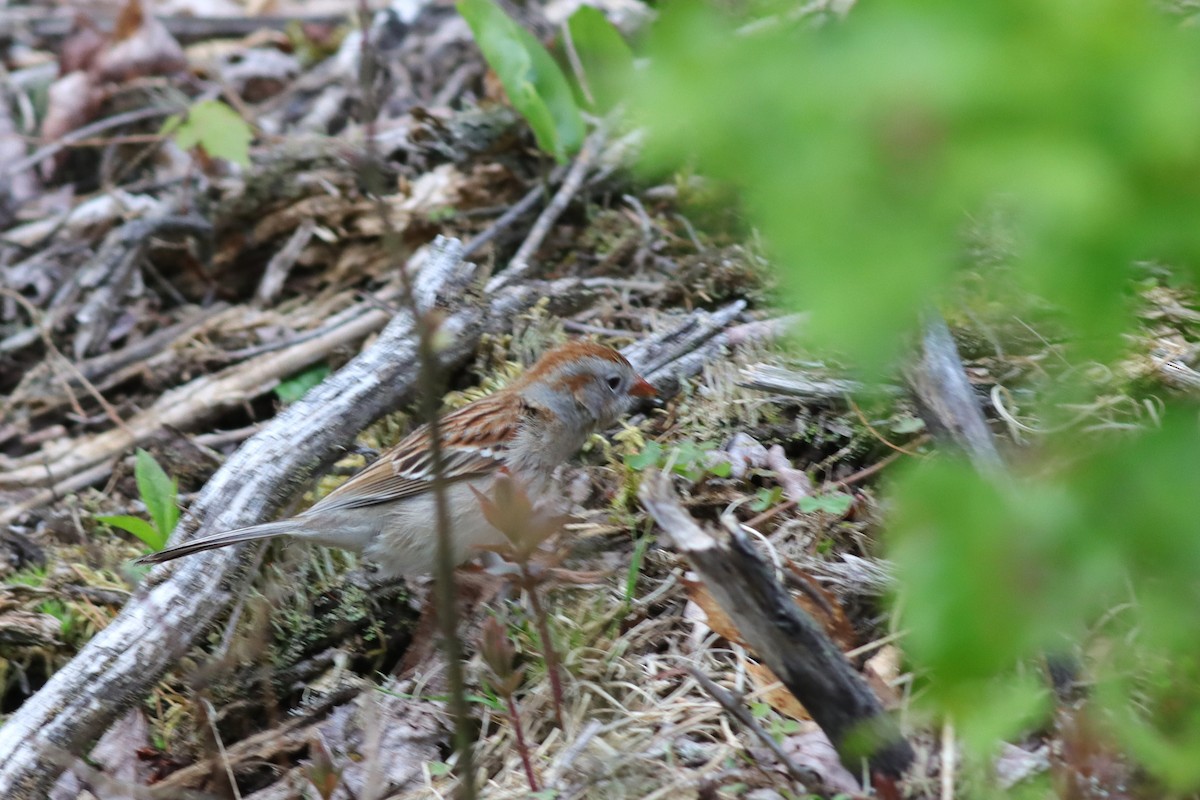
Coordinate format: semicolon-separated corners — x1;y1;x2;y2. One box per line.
137;341;655;577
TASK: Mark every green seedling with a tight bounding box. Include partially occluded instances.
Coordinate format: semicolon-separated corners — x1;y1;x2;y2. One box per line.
97;449;179;552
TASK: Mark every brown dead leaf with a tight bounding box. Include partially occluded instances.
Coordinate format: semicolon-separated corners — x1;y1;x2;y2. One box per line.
59;15;107;75
744;658;810;720
92;0;187;83
683;573;812;720
863;644;902;710
40;72;100;175
783;560;858;652
681;566;857;652
681;573;748;647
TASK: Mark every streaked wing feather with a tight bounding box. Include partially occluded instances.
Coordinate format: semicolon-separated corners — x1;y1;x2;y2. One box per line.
311;395;519;512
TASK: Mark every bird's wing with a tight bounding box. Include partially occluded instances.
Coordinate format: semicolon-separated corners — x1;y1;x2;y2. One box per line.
311;394;523;512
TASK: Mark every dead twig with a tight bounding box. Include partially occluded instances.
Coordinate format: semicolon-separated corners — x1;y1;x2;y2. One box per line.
489;124;609;291
689;667;813;788
3;107;178;180
255;220;316;307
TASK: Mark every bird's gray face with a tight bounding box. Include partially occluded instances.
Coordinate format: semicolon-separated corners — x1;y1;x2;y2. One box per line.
523;354;657;435
564;356;657;430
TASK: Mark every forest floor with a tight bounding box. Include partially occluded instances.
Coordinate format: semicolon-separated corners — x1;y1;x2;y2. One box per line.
3;2;1200;799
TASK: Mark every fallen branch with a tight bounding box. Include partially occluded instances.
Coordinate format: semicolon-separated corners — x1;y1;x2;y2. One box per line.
906;311;1002;472
638;471;914;780
689;667;814;788
0;237;480;797
487;123;609;292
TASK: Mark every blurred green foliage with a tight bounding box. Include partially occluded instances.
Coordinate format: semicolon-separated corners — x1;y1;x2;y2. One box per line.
892;413;1200;785
634;0;1200;372
566;6;635;113
458;0;585;161
623;0;1200;792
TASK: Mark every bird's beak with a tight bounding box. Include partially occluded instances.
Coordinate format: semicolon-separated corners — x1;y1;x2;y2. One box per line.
630;376;657;398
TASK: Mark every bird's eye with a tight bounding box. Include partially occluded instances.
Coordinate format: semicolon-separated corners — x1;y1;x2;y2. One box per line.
606;375;622;391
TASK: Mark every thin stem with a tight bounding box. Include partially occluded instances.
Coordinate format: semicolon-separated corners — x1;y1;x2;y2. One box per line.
355;4;474;796
522;567;565;729
505;694;540;792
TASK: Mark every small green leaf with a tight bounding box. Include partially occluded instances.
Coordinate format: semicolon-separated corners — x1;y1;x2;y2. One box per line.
625;441;663;471
162;99;252;166
457;0;585;161
566;6;634;112
98;514;167;551
426;761;452;777
798;491;853;516
274;364;331;404
708;460;732;479
890;415;927;435
134;449;178;541
750;486;784;513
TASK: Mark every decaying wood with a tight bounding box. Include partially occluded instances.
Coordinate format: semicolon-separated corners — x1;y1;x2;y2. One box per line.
906;312;1002;471
71;215;214;360
638;471;914;780
739;363;868;402
0;237;480;798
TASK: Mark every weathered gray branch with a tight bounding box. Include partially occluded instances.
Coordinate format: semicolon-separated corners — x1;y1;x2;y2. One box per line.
0;237;480;797
906;312;1002;472
638;471;913;780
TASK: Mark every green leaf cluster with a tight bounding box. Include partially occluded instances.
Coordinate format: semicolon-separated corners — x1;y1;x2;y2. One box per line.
624;440;732;483
891;412;1200;785
97;449;179;552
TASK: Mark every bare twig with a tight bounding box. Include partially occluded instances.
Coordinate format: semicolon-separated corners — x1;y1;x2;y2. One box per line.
255;220;316;307
202;699;243;800
3;107;178;179
462;172;559;259
689;667;812;787
488;125;609;291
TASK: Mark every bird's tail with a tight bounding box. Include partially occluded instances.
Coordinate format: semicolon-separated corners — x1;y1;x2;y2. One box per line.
136;520;300;566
